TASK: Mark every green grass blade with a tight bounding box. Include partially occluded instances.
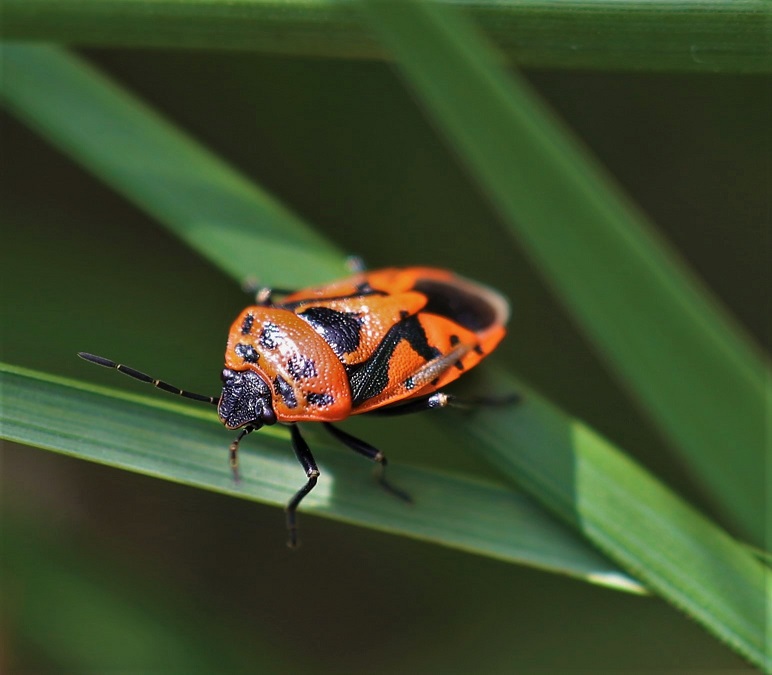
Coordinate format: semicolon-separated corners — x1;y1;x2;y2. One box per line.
440;372;770;670
1;0;770;73
361;1;768;548
0;363;645;594
0;43;342;288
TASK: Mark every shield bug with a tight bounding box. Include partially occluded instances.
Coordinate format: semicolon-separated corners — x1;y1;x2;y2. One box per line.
79;266;511;546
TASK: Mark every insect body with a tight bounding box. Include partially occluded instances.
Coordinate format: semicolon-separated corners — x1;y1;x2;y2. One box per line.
79;266;510;546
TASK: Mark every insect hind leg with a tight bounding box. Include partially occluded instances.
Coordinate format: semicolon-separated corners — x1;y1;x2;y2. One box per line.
322;422;412;503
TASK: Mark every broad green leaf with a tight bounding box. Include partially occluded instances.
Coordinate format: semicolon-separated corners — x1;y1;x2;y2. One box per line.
361;1;768;548
0;363;644;594
1;0;770;73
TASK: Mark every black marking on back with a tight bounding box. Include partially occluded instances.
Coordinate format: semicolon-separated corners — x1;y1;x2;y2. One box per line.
404;376;415;390
454;360;465;371
287;354;318;381
240;314;254;335
273;375;297;408
306;392;334;407
260;322;283;349
348;315;441;406
235;343;259;364
449;334;460;346
298;306;363;357
414;279;497;332
474;345;484;355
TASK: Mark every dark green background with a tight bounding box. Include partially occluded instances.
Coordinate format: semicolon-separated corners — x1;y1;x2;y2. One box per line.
2;50;766;671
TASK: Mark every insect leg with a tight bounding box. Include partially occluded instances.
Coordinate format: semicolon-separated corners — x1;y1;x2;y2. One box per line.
241;278;297;306
228;426;254;482
366;391;520;417
322;423;412;503
286;424;321;548
365;392;452;417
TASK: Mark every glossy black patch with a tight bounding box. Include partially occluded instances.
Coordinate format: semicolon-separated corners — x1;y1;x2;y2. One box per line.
414;279;497;332
235;343;258;364
259;322;283;349
349;315;441;406
299;307;363;357
240;314;254;335
273;375;297;408
287;354;318;380
306;392;334;407
404;376;415;390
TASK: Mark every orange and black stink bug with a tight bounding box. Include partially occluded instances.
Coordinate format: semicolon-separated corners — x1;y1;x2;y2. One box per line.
79;266;511;546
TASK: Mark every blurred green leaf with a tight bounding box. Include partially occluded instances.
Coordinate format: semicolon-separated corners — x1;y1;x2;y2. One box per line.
1;0;770;72
361;1;768;548
1;515;277;673
0;363;644;594
0;43;342;289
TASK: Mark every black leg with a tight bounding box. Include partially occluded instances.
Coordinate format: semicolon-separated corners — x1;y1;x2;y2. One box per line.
228;426;254;482
366;391;520;417
286;424;320;548
365;392;451;417
322;423;412;503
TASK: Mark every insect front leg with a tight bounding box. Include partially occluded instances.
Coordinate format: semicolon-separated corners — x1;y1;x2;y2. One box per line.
228;426;255;482
322;422;412;503
286;424;321;548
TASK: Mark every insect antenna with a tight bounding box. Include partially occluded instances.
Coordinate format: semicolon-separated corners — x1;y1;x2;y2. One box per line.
77;352;219;405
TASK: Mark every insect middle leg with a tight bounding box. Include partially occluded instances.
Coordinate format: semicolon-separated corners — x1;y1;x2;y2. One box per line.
286;424;321;548
366;391;520;417
322;422;412;503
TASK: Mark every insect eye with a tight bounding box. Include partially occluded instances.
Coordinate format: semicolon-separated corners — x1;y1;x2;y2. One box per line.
221;368;235;382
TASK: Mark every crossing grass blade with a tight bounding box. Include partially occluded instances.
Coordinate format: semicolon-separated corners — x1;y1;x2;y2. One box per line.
359;4;770;667
360;1;768;547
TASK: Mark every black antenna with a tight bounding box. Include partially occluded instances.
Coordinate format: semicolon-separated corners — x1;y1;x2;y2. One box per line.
78;352;219;405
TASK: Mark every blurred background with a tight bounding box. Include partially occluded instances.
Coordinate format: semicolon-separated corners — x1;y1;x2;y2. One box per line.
1;48;767;672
